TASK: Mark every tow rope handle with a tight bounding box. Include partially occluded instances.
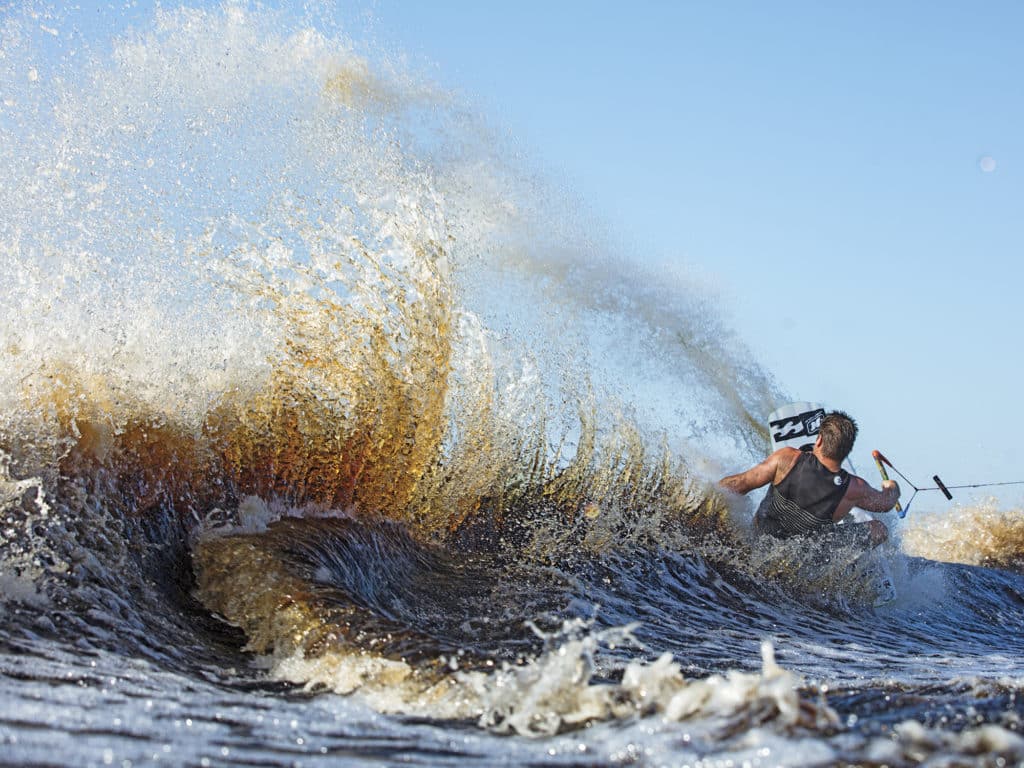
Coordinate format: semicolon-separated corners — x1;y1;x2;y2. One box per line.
933;475;953;500
872;450;904;517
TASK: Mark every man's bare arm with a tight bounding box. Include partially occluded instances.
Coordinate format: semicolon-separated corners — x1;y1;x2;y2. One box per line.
843;476;900;514
719;448;795;496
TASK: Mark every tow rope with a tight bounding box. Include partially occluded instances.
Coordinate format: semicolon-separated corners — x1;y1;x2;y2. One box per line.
871;450;1024;518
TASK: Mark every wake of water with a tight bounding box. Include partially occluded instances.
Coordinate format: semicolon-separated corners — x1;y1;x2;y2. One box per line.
3;4;1024;767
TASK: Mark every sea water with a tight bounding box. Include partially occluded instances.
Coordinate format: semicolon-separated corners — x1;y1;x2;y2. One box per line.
2;5;1024;766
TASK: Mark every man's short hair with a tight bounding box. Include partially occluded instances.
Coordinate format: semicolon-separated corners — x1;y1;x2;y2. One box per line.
819;411;857;461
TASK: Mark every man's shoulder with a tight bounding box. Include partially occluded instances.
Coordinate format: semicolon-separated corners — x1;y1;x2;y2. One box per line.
771;447;802;478
772;446;801;460
774;446;802;463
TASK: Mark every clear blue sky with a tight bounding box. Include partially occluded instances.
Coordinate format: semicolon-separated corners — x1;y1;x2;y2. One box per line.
19;1;1024;509
357;1;1023;508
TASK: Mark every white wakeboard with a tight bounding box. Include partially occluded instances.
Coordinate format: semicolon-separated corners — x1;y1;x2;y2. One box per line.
867;552;897;607
768;401;826;453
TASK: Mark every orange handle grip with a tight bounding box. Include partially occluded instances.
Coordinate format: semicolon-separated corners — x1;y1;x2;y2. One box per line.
872;450;903;514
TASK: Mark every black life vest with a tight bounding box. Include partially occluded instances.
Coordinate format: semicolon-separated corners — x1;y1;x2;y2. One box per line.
756;447;850;538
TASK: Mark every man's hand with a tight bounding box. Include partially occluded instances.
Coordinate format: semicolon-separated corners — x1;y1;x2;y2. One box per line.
882;479;900;499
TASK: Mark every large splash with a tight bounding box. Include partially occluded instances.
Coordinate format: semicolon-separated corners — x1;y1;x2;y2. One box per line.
0;0;795;737
902;501;1024;570
0;3;776;539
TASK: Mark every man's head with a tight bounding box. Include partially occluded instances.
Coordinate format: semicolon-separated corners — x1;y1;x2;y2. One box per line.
817;410;858;462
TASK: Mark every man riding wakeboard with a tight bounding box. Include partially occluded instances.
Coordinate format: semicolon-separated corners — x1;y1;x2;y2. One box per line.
719;411;899;547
